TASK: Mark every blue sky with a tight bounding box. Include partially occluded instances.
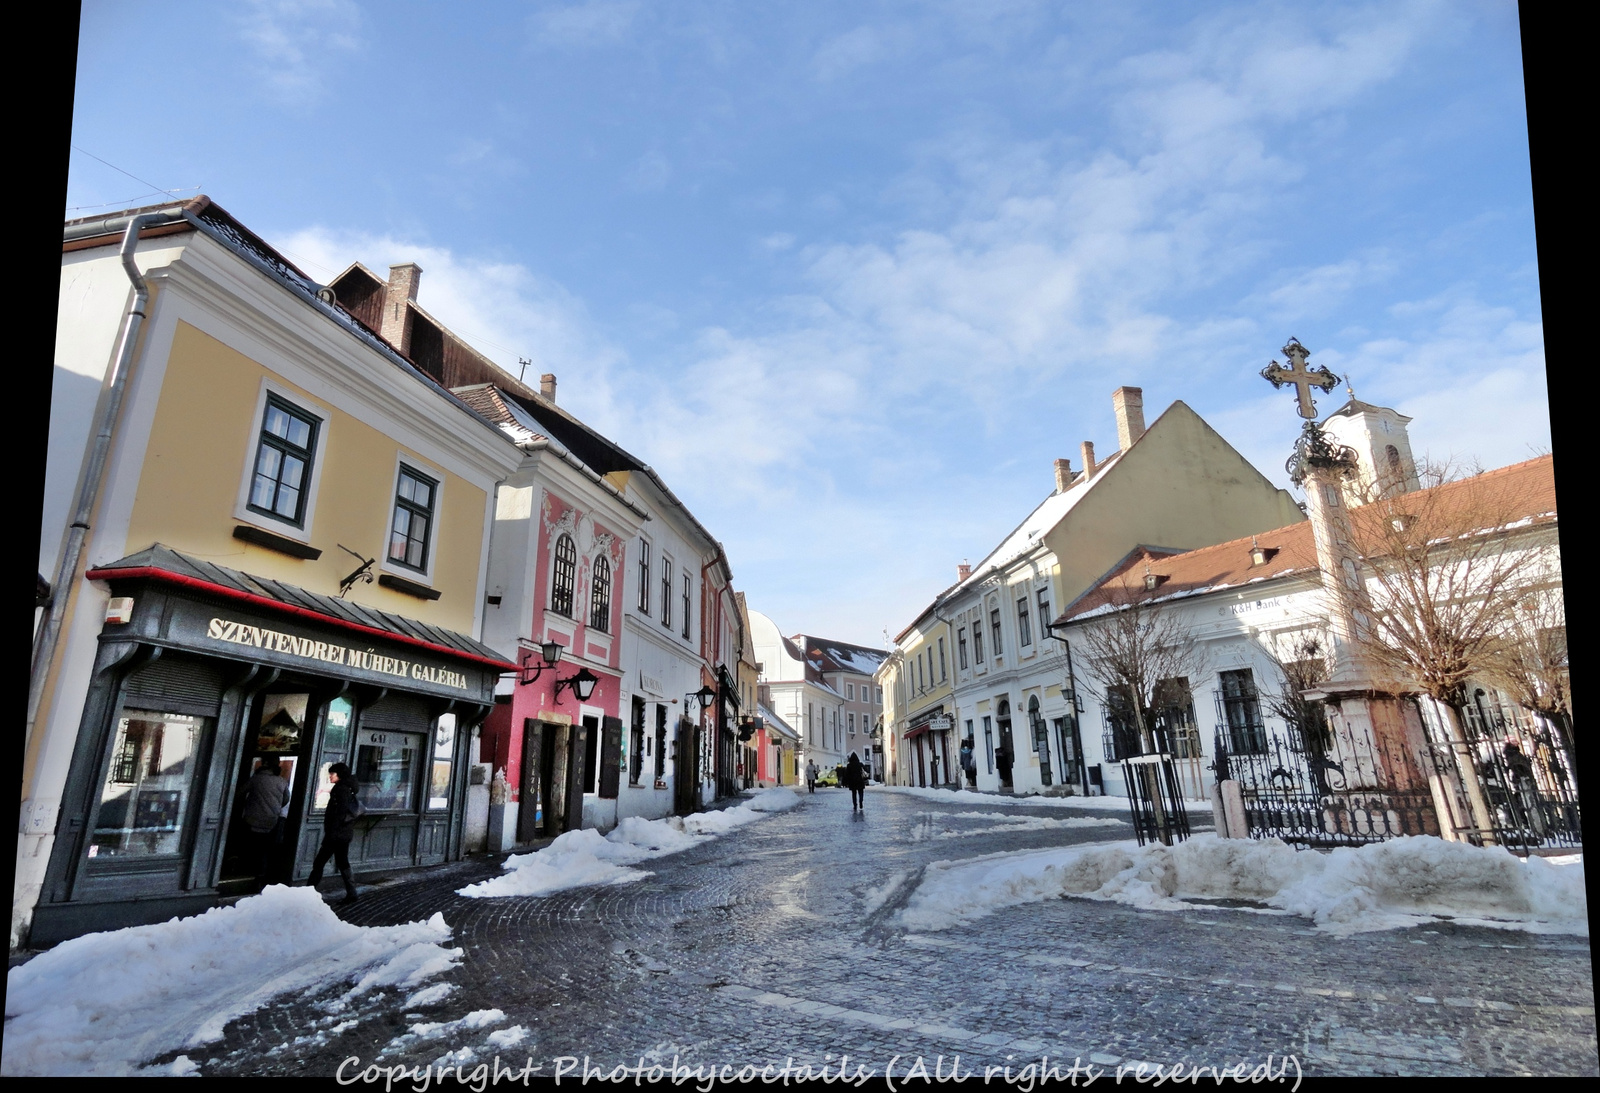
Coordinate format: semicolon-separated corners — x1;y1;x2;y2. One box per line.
69;0;1545;647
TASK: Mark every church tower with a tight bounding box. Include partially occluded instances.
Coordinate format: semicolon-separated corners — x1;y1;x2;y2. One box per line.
1319;395;1420;500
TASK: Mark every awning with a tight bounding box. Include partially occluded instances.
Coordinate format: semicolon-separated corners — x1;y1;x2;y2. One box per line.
903;726;929;740
87;543;516;672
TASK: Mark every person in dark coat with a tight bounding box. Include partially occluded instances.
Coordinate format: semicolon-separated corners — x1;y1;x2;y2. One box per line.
240;757;289;890
308;762;361;904
846;754;866;812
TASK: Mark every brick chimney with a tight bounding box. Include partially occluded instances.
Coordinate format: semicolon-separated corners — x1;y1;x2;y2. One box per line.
540;373;557;403
381;263;422;356
1080;440;1097;479
1053;458;1073;493
957;563;971;582
1112;386;1145;452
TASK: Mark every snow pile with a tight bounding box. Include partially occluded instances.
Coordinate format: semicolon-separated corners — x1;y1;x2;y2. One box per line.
459;787;803;899
899;835;1587;936
875;784;1210;812
2;885;461;1077
916;810;1127;839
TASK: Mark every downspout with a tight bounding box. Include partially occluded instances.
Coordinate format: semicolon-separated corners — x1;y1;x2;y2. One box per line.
29;210;178;740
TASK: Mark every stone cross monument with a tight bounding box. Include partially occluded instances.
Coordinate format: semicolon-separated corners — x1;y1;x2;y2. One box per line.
1260;340;1443;837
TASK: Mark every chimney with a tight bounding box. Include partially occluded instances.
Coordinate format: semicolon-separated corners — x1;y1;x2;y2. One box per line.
382;263;423;356
1053;458;1073;493
1112;386;1145;452
540;373;557;403
1079;440;1097;479
957;563;971;582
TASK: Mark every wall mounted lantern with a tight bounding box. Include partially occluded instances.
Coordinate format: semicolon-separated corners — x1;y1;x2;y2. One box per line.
517;640;566;686
553;666;599;704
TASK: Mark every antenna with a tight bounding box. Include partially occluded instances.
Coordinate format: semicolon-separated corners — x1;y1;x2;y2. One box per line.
518;357;533;385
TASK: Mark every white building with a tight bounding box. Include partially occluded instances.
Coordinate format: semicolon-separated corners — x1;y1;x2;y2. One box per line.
748;611;885;776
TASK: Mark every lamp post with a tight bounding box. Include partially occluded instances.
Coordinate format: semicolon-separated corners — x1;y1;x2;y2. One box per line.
552;666;599;704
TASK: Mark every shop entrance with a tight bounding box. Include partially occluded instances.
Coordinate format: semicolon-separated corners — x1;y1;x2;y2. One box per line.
220;688;316;892
996;698;1015;789
518;719;575;841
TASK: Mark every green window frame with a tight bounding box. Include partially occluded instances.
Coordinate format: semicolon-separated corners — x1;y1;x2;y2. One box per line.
388;466;438;572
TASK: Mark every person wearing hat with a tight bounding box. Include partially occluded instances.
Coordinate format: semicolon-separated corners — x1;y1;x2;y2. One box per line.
307;762;362;904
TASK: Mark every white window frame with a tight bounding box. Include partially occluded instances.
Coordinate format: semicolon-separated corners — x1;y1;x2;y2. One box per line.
232;377;331;544
380;450;447;586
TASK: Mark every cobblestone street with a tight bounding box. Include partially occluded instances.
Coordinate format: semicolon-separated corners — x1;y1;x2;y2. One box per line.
194;788;1596;1078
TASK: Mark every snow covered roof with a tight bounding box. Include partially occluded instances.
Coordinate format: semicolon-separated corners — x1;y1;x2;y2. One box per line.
758;703;799;741
793;635;889;677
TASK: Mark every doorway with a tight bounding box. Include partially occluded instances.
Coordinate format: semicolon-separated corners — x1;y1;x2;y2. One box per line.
996;698;1015;789
518;719;563;841
221;689;313;891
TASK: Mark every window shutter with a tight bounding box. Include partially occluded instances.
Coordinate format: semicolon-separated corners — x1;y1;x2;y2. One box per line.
598;715;623;798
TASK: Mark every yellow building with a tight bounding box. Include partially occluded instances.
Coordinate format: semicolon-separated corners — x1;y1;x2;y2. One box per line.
882;609;957;787
22;199;523;946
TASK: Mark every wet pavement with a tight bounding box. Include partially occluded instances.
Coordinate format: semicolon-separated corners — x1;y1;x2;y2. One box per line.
191;785;1596;1078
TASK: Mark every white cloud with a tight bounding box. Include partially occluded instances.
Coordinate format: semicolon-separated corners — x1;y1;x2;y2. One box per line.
529;0;641;48
237;0;362;106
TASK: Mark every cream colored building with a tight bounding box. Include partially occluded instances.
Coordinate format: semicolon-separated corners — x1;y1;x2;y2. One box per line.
24;199;522;947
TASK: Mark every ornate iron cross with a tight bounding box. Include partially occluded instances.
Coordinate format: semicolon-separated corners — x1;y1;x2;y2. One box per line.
1261;338;1341;420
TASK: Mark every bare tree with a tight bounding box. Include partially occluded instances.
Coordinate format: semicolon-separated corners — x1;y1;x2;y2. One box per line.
1259;630;1332;758
1486;585;1572;759
1345;458;1551;843
1078;574;1206;844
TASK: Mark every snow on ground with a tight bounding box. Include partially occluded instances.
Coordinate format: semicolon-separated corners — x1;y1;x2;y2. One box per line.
913;810;1127;840
1;885;463;1077
899;835;1588;937
872;783;1212;812
458;786;802;899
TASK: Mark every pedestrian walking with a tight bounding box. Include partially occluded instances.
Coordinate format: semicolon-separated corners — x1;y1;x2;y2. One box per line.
806;758;819;794
960;737;977;788
846;753;866;811
307;762;362;904
239;757;289;890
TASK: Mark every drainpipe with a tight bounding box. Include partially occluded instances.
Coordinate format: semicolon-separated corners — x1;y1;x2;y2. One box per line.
28;210;180;740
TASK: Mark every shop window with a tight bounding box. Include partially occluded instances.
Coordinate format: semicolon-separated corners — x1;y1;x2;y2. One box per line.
590;554;612;631
355;729;421;812
248;396;319;526
388;466;437;572
428;714;456;810
90;711;204;859
630;697;646;786
550;533;577;617
314;696;354;810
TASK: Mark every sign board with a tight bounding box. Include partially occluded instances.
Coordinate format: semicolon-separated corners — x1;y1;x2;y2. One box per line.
927;715;954;733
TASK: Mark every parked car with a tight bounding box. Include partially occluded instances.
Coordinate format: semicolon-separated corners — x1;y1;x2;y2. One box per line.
815;767;841;788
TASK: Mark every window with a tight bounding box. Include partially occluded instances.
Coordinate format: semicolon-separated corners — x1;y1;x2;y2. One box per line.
974;622;985;664
661;555;673;628
314;696;354;810
958;627;968;669
630;696;646;786
849;712;856;734
428;714;456;810
991;609;1004;657
846;683;855;700
682;572;691;640
355;729;420;812
983;715;995;774
876;687;882;703
637;539;651;613
1218;669;1267;754
938;638;947;680
387;466;438;572
1017;597;1032;647
550;534;577;617
90;710;204;859
248;396;319;526
654;705;668;779
1038;588;1051;639
589;555;612;631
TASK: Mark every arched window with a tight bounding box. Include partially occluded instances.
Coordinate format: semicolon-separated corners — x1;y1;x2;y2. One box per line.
589;554;611;631
551;534;576;617
1385;444;1401;471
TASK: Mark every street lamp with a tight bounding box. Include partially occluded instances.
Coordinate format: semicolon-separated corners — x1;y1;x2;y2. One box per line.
552;666;599;704
517;640;565;686
688;684;717;711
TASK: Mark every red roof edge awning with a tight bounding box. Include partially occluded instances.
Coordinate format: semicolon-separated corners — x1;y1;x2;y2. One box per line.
86;565;517;673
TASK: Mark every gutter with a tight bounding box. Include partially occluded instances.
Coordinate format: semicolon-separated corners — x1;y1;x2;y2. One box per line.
514;435;651;521
30;206;190;740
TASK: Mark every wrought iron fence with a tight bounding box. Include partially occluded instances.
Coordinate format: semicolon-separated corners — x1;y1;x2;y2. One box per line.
1212;719;1438;849
1121;753;1191;846
1422;690;1581;852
